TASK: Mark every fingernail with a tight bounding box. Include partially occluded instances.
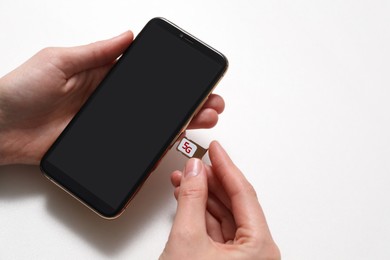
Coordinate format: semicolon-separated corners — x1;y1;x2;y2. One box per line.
184;158;202;178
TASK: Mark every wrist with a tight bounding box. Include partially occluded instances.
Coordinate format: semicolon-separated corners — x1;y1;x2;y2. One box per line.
0;78;22;165
0;117;31;166
0;130;19;165
0;78;7;165
0;91;11;165
0;123;39;166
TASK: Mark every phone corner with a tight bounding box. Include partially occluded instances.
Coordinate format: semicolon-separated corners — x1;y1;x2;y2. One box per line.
148;17;167;24
221;54;229;73
39;159;47;175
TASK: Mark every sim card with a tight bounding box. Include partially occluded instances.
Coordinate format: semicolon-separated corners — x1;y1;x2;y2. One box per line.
176;137;208;159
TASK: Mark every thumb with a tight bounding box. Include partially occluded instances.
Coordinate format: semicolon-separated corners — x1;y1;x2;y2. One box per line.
171;158;208;238
59;31;134;77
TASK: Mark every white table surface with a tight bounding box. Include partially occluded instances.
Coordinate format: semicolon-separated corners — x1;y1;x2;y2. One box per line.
1;1;389;259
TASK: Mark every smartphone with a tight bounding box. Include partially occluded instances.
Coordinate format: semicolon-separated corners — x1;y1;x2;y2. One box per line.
40;18;228;219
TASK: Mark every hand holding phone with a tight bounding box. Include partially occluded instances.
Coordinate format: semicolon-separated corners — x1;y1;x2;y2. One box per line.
40;18;228;218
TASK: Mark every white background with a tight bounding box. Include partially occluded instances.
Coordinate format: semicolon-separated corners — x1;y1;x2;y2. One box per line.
1;0;389;259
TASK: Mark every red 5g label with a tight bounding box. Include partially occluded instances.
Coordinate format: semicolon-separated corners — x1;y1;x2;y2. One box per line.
182;141;192;153
177;138;197;157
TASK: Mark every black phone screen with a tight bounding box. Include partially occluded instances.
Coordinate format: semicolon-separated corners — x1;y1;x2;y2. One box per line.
41;18;227;217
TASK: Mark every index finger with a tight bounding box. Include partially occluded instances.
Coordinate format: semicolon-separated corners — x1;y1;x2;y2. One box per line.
187;94;225;129
208;141;272;239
